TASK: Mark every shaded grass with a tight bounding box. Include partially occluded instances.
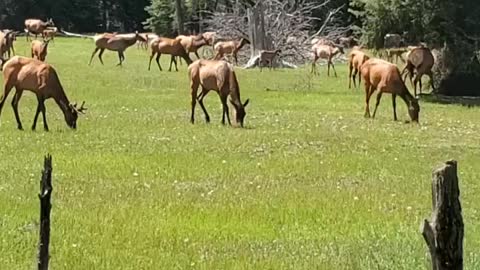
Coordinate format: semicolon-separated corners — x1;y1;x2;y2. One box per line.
0;38;479;269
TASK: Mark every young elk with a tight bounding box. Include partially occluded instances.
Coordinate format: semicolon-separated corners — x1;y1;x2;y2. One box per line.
361;58;419;122
311;43;344;76
0;56;86;131
31;39;51;62
401;47;435;97
148;37;193;71
214;38;250;65
259;49;281;71
1;30;17;59
42;27;57;42
0;31;12;67
25;18;54;41
188;59;250;127
89;32;146;66
348;48;370;89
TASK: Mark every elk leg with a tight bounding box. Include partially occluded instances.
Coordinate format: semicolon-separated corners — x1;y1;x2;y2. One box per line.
0;82;14;120
39;97;49;131
330;60;338;77
11;88;24;130
116;51;124;66
89;47;100;65
32;98;42;131
392;94;398;121
220;95;231;125
372;92;383;119
427;70;435;91
413;74;420;97
364;82;374;118
156;53;162;71
348;63;353;89
311;56;318;75
197;88;210;123
98;49;105;65
190;81;199;124
234;53;238;66
195;51;200;60
169;56;177;72
148;52;155;70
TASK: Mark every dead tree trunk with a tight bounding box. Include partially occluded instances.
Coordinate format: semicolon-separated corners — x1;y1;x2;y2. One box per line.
422;160;464;270
245;2;272;67
38;155;53;270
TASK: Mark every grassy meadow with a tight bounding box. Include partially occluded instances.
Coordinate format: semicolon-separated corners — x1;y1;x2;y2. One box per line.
0;37;479;269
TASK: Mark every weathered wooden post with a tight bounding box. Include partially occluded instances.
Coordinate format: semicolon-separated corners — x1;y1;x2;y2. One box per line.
38;155;53;270
422;160;464;270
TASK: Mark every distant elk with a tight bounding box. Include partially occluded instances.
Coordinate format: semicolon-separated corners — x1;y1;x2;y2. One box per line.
0;56;86;131
148;37;193;71
214;38;250;65
137;33;158;50
258;49;281;71
176;34;208;60
348;47;370;89
89;32;146;66
31;39;51;62
361;58;419;122
1;30;17;59
24;18;54;41
311;42;344;76
188;59;249;127
42;27;58;42
337;36;358;48
401;46;435;96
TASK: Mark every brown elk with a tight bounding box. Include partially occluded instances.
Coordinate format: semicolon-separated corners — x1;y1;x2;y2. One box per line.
1;30;17;59
176;34;208;59
0;56;86;131
361;58;419;122
214;38;250;65
311;43;344;76
348;48;370;89
31;39;51;62
401;46;435;96
42;27;57;42
0;31;12;67
259;49;281;71
385;48;407;64
148;37;193;71
25;18;54;41
89;32;146;66
188;59;249;127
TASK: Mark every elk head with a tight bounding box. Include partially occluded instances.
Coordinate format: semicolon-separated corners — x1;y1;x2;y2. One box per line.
230;99;250;127
66;101;87;129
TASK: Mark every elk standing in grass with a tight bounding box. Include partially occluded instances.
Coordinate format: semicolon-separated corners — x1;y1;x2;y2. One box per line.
401;46;435;96
188;59;249;127
176;34;208;59
89;32;146;66
42;27;57;42
311;43;344;76
25;18;54;41
361;58;419;122
259;49;281;71
0;31;13;67
1;30;17;59
348;48;370;88
148;37;193;71
0;56;86;131
31;39;51;62
214;38;250;65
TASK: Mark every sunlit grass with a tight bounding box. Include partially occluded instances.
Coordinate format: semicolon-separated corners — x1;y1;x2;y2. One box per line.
0;37;479;269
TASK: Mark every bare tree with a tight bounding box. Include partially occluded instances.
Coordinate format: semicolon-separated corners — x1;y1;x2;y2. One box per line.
205;0;347;67
175;0;185;34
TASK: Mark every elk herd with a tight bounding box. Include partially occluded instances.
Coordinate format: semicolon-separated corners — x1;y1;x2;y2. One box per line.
0;17;436;131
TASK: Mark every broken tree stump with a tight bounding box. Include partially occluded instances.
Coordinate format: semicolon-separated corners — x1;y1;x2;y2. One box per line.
38;155;53;270
422;160;464;270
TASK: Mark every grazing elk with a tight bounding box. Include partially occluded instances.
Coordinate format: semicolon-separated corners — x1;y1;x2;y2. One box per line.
31;39;51;62
148;37;193;71
361;58;419;122
176;34;208;59
25;18;54;41
214;38;250;65
0;56;86;131
259;49;281;71
348;48;370;89
311;43;344;76
89;32;146;66
188;59;250;127
401;46;435;96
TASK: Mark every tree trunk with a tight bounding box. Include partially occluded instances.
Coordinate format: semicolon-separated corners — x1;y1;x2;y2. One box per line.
422;160;464;270
38;155;53;270
175;0;184;34
245;2;272;67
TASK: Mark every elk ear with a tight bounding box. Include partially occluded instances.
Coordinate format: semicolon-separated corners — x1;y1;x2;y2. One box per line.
243;99;250;107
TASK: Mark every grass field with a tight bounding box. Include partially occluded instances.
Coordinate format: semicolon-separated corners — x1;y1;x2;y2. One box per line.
0;38;479;269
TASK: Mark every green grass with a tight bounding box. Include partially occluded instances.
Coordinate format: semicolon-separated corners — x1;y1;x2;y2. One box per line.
1;37;479;269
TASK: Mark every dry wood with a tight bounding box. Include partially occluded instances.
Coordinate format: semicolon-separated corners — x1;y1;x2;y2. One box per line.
38;155;53;270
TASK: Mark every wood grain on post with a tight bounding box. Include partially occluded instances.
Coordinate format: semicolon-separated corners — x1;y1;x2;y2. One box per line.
38;155;53;270
422;160;464;270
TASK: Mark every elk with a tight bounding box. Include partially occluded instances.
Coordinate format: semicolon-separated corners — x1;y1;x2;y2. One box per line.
348;48;370;89
361;58;419;122
42;27;57;42
188;59;249;127
176;34;208;59
31;39;51;62
401;46;435;96
89;32;146;66
202;32;217;46
214;38;250;65
0;56;86;131
385;47;407;64
1;30;17;59
148;37;193;71
0;31;12;67
258;49;281;71
337;36;358;48
311;43;344;76
137;33;158;49
25;18;54;41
